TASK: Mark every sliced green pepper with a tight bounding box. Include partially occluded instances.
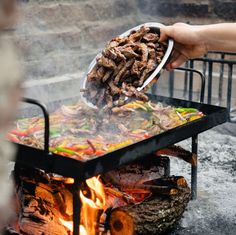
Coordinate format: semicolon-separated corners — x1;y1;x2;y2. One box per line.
175;108;198;113
50;127;61;138
143;102;153;112
81;123;90;130
54;147;78;155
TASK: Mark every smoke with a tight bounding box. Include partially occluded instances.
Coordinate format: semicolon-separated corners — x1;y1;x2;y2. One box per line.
13;0;140;112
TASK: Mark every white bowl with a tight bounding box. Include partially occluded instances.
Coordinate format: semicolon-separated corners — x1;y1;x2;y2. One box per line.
81;22;174;109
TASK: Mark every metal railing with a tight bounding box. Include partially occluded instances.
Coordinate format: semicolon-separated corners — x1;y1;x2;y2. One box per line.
158;52;236;122
192;52;236;122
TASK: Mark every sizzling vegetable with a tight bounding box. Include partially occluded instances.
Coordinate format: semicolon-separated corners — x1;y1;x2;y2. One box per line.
8;101;204;161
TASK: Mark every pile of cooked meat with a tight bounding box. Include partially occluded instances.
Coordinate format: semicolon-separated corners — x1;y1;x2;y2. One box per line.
83;26;167;108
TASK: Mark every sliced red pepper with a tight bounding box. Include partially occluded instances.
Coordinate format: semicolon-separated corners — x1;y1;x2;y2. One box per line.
83;147;95;156
95;149;106;156
10;130;27;137
7;134;20;143
10;126;42;137
26;126;43;135
144;133;150;138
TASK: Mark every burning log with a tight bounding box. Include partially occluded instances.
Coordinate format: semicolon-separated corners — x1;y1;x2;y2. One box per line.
156;145;197;166
11;156;190;235
102;157;170;208
12;166;107;235
12;167;73;235
102;163;164;188
109;177;191;235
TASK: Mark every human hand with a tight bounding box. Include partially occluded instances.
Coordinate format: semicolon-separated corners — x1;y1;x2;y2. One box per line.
160;23;207;70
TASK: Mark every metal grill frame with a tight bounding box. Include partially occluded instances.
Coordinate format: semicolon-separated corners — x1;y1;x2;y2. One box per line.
11;68;228;235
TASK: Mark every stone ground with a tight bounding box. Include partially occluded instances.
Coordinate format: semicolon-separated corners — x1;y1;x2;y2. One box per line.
167;126;236;235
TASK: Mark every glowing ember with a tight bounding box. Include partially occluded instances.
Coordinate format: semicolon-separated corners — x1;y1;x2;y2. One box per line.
65;177;75;184
60;176;105;235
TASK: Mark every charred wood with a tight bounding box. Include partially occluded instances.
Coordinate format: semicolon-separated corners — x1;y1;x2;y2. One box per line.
156;145;197;166
109;180;191;235
12;166;73;235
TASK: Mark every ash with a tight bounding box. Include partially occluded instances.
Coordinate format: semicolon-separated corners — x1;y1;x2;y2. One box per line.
169;126;236;235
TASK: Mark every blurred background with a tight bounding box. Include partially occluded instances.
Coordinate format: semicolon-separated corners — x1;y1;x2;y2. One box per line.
8;0;235;118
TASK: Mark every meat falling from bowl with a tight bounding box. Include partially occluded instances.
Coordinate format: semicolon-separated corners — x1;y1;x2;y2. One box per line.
82;26;168;108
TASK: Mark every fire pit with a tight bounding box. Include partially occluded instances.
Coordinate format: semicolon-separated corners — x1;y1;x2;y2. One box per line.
11;155;193;235
7;90;227;235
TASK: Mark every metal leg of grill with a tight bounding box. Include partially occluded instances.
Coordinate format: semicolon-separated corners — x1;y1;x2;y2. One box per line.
227;63;233;121
165;157;170;176
168;70;175;98
191;135;198;200
73;179;81;235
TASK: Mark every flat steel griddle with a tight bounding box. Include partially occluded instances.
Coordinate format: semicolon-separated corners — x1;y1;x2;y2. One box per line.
12;94;228;180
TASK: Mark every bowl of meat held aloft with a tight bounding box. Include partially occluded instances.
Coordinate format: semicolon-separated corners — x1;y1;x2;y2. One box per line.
81;22;174;109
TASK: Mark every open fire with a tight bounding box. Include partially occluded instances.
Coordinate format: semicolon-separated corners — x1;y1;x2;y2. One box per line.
9;150;193;235
60;176;105;235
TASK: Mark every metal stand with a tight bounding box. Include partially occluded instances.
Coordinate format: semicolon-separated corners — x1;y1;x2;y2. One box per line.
152;68;204;200
191;135;198;200
21;98;82;235
73;179;81;235
21;98;50;153
20;70;204;234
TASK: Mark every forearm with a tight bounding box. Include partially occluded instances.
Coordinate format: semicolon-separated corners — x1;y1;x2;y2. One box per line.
199;23;236;53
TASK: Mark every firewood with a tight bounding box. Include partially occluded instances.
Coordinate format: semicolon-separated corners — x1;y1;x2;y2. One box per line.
11;166;73;235
124;184;178;196
156;145;197;166
109;181;191;235
102;157;169;189
143;176;188;188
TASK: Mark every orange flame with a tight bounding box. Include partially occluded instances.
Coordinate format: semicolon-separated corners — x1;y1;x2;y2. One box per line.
81;176;106;234
60;176;106;235
59;219;88;235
